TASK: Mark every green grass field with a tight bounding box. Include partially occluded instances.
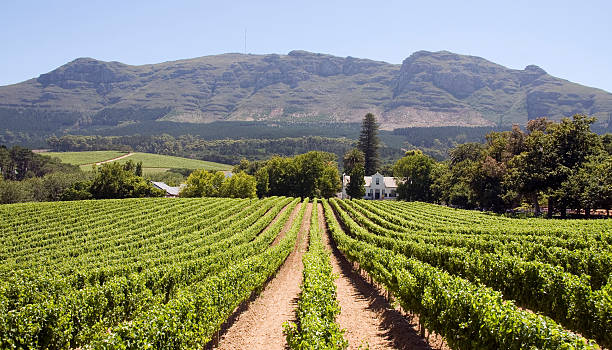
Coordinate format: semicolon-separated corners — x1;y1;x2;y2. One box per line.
43;151;128;165
115;152;231;171
43;151;232;172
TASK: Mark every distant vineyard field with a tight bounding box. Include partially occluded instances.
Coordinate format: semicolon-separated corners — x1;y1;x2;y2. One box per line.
326;199;612;349
43;150;232;172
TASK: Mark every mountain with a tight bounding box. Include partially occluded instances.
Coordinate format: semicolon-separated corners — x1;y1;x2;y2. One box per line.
1;50;611;136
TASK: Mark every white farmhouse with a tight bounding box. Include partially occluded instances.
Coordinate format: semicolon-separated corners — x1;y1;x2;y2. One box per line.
341;172;398;200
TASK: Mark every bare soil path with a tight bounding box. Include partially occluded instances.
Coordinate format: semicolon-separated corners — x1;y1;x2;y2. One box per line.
215;203;312;350
93;152;134;165
318;203;446;350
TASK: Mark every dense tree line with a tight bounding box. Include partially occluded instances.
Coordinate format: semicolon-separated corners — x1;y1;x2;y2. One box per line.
180;170;256;198
0;146;89;204
62;161;164;200
234;151;341;198
393;126;499;144
393;115;612;217
0;146;164;204
0;146;79;180
0;171;93;204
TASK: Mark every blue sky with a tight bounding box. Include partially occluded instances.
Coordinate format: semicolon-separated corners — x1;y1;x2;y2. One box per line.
1;0;611;92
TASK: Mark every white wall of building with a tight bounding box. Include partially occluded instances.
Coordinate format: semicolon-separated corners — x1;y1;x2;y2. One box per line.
341;172;397;200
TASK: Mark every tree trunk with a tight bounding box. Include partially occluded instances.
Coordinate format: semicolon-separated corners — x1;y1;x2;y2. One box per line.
585;207;591;219
533;193;541;216
560;206;567;219
547;197;554;219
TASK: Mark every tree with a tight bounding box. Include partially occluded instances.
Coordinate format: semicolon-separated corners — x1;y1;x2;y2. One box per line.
504;130;550;215
459;127;527;212
220;171;257;198
557;154;612;217
256;152;341;198
343;148;364;174
470;155;507;212
317;163;342;198
135;162;143;177
526;117;553;133
432;144;484;208
0;145;79;181
255;167;269;198
40;171;92;201
431;162;472;207
346;163;365;199
602;134;612;155
393;150;436;201
343;148;365;199
60;181;93;201
294;152;328;198
0;180;34;204
264;156;298;197
88;162;164;199
357;113;380;175
232;158;266;175
502;115;602;217
449;142;484;166
541;115;600;217
180;170;225;197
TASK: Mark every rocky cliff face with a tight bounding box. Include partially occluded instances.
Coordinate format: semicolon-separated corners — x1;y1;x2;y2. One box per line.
0;50;611;133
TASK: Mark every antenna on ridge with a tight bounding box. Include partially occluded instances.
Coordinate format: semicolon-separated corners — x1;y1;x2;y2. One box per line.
244;28;247;55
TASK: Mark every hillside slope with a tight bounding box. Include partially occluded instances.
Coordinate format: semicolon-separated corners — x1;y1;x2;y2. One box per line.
1;50;611;133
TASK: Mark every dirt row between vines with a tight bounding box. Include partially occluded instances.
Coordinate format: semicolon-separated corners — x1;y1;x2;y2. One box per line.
215;202;311;349
318;203;449;350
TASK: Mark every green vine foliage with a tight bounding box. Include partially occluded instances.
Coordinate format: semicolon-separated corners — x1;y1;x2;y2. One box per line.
323;199;605;349
284;198;348;349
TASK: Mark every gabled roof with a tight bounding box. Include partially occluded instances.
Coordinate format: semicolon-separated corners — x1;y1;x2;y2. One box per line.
151;181;181;196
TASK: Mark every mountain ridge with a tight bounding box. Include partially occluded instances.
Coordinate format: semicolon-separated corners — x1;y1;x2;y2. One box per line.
0;50;611;134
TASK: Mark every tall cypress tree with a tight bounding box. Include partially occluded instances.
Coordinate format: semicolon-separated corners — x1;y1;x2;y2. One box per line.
358;113;380;175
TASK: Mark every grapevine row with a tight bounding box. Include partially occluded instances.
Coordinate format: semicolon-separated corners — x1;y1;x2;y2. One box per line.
284;199;347;349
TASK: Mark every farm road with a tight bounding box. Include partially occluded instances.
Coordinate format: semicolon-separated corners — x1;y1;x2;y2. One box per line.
93;152;134;165
215;202;311;349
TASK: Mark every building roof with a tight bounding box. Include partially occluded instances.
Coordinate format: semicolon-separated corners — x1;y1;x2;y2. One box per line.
383;177;398;188
151;181;181;196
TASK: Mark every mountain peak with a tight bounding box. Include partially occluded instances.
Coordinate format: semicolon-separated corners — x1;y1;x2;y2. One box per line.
524;64;547;75
70;57;99;63
37;57;133;87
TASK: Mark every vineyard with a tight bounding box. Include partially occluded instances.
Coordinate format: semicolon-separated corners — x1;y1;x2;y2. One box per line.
326;199;611;349
0;196;302;349
0;197;610;349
